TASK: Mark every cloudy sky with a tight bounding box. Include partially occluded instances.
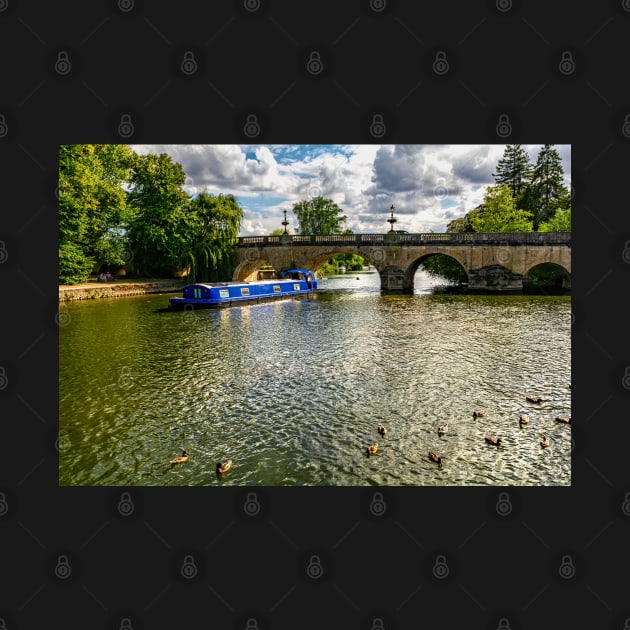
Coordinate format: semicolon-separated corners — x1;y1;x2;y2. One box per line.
130;144;571;236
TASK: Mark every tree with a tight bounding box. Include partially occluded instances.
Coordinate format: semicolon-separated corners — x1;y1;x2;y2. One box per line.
469;184;533;233
493;145;532;197
292;197;347;235
538;206;571;232
126;152;191;277
530;144;569;229
58;144;135;283
183;192;243;282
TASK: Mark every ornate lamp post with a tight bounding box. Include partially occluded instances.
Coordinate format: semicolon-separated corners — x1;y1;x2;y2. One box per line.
281;209;289;234
387;204;397;232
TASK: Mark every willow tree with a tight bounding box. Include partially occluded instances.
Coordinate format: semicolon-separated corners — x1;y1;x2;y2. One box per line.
183;192;244;282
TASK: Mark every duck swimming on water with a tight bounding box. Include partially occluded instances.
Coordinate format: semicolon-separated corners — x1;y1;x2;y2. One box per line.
485;437;502;446
216;460;232;474
366;443;378;455
377;423;387;436
428;451;442;464
170;450;189;465
437;423;448;436
472;410;487;418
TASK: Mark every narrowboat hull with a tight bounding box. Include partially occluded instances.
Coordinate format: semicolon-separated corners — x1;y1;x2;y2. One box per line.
169;269;317;310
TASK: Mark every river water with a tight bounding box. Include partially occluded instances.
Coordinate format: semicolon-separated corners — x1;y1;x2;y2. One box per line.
58;270;571;486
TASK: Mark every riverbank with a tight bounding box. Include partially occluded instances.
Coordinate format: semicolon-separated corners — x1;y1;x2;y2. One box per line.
59;277;184;301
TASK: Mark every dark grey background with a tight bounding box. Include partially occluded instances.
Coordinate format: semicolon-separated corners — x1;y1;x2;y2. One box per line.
1;0;629;628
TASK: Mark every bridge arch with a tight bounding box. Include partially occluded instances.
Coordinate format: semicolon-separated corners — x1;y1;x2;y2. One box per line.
523;262;571;290
403;252;469;292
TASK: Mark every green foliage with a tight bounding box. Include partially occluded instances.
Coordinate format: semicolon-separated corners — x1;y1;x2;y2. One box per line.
445;217;468;233
183;192;244;282
292;197;347;235
538;207;571;232
59;242;95;285
317;253;365;275
59;144;135;274
420;254;467;284
126;153;191;276
469;184;533;233
530;144;569;228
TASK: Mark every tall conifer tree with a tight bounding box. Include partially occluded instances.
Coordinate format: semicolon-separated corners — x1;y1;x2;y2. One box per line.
493;144;532;197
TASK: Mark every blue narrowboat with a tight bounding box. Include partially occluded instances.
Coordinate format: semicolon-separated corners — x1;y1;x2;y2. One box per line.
169;269;317;310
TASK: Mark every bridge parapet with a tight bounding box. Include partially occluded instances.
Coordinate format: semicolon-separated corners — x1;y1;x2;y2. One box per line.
238;232;571;247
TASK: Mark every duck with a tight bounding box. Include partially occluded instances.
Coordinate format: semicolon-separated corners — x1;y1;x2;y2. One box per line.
555;416;571;424
472;410;487;418
540;436;550;448
366;443;378;455
377;423;387;436
216;459;232;474
519;415;530;426
484;437;502;446
428;450;442;464
437;423;448;436
170;450;189;465
526;396;543;404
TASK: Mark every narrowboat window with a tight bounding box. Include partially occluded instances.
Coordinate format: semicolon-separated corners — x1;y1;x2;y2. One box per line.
273;285;281;293
219;289;229;298
294;283;300;291
241;287;250;296
193;287;202;299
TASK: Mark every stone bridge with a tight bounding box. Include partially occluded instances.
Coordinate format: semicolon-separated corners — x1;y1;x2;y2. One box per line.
233;232;571;292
